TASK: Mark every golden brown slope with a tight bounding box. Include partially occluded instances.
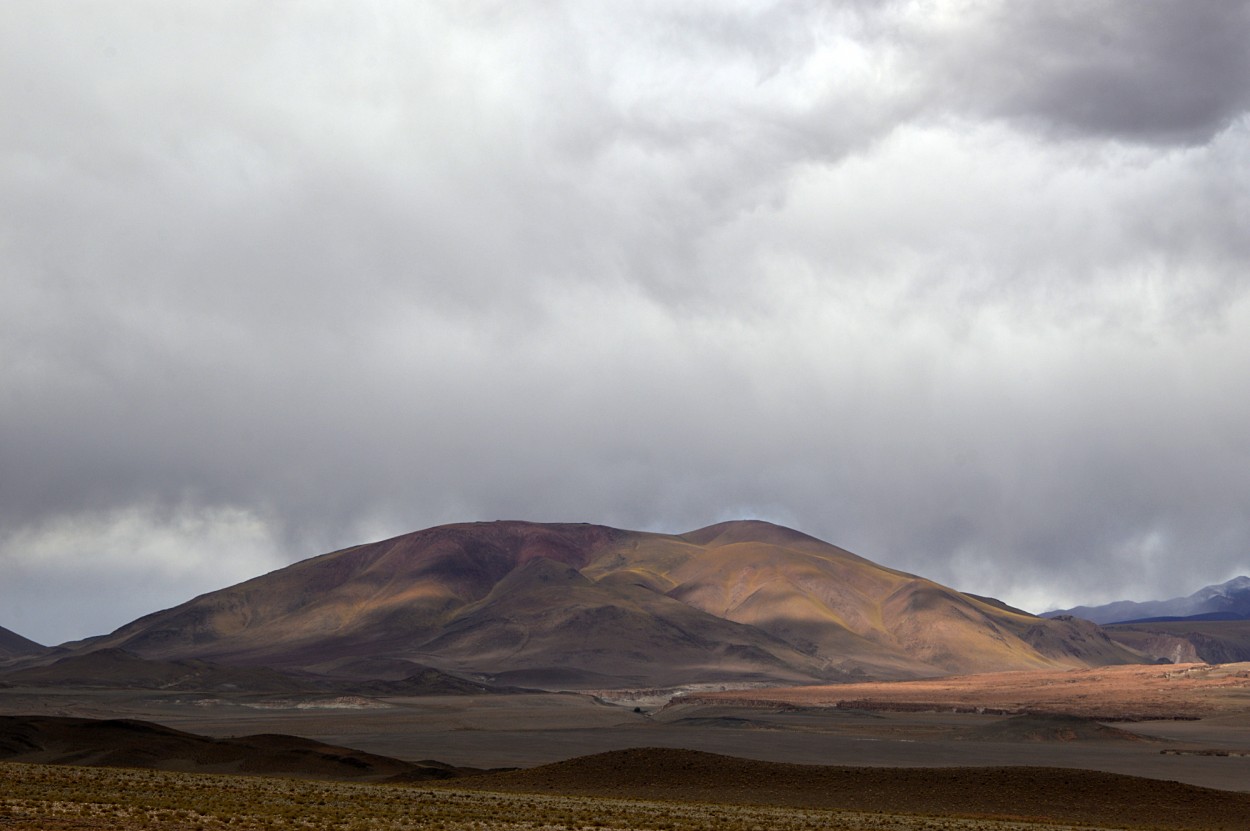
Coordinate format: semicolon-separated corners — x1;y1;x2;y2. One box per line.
588;519;1137;678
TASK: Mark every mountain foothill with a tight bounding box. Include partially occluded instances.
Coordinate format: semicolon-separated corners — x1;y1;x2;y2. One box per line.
1045;575;1250;666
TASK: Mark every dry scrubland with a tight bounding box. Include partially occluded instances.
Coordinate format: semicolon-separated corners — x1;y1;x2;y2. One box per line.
690;662;1250;720
0;761;1170;831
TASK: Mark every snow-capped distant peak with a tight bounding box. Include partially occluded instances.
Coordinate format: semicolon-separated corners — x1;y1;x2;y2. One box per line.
1195;575;1250;600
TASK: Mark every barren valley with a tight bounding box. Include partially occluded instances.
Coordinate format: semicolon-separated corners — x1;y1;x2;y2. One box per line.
5;664;1250;790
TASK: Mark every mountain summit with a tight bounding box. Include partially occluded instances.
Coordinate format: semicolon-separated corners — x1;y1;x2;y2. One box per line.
1045;576;1250;625
67;520;1137;687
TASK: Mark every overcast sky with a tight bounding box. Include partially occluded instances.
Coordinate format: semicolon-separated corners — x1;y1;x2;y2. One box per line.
4;2;1250;646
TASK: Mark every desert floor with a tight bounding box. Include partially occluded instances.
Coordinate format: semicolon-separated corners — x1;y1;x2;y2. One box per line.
0;759;1190;829
2;662;1250;793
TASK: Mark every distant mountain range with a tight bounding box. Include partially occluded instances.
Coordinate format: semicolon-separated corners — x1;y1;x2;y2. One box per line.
30;520;1138;688
1044;576;1250;625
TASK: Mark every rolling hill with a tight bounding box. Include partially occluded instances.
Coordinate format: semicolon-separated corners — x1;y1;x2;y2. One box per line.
452;746;1250;830
0;715;466;781
60;520;1140;687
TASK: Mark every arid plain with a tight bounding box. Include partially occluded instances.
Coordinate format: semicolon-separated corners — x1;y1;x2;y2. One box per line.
4;669;1250;830
3;663;1250;783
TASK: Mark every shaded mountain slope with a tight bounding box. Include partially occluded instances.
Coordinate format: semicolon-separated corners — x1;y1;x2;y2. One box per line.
0;715;464;781
0;625;44;660
1103;619;1250;665
66;520;1140;686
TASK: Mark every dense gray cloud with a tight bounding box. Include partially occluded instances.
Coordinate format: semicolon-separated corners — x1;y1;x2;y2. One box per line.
3;2;1250;644
913;1;1250;144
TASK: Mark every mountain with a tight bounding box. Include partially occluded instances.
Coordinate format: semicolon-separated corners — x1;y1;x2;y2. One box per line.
0;625;45;661
64;520;1139;687
1044;576;1250;625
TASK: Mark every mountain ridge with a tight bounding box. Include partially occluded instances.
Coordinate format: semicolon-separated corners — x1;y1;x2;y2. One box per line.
1045;575;1250;625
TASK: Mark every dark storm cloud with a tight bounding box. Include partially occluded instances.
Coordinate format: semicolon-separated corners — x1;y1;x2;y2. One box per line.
913;1;1250;144
3;2;1250;643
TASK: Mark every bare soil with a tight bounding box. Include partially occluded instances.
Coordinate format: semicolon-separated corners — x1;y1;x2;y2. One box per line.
688;662;1250;720
5;662;1250;804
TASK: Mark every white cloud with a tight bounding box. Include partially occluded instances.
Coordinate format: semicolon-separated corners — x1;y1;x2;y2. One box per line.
2;2;1250;640
0;505;283;645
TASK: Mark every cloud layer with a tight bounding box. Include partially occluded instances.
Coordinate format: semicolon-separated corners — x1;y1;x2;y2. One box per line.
4;2;1250;644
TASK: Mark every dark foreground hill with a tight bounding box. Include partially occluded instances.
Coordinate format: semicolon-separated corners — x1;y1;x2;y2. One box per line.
455;746;1250;830
0;715;472;781
5;716;1249;829
62;520;1139;688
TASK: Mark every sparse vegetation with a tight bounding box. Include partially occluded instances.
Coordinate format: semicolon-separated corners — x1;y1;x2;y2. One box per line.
0;760;1146;831
688;661;1250;720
